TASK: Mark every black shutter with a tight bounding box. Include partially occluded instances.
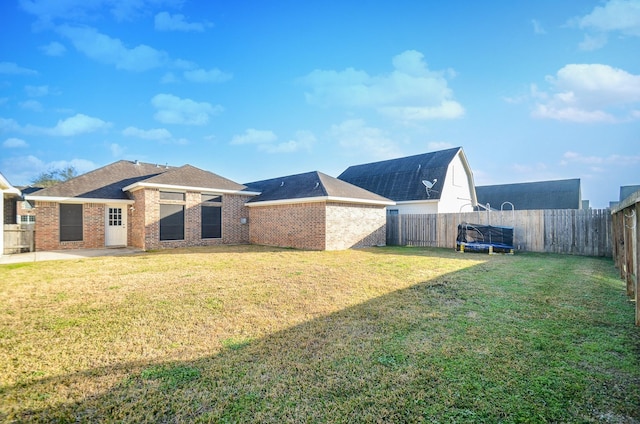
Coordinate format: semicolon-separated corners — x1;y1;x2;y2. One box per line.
160;204;184;240
60;204;83;242
201;206;221;239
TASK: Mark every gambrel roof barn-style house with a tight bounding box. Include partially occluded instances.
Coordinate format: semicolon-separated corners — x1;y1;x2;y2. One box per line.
338;147;477;214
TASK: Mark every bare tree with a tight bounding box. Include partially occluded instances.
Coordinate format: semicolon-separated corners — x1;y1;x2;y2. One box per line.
31;166;78;187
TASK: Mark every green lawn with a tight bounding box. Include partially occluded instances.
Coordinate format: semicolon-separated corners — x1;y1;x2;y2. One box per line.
1;245;638;423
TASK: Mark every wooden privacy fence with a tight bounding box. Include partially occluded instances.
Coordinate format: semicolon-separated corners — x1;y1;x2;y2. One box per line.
611;191;639;326
387;209;612;257
3;224;35;254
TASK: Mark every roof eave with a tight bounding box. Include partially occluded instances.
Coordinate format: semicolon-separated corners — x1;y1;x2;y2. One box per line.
246;195;395;207
24;195;134;204
122;182;259;196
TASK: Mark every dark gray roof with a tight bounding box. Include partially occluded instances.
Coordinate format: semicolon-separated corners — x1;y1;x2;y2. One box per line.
28;161;246;200
140;164;246;192
620;185;640;202
29;161;170;200
245;171;393;204
476;178;581;210
337;147;461;202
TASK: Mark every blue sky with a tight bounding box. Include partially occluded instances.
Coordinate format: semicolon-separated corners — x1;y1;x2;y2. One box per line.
1;0;639;208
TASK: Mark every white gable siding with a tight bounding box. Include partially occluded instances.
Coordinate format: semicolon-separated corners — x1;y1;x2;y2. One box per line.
438;153;475;213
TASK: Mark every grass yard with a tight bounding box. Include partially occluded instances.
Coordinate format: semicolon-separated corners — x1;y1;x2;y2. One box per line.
0;245;638;423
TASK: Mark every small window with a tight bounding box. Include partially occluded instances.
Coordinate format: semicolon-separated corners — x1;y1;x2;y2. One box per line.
160;191;185;201
60;204;83;242
20;215;36;223
202;194;222;203
388;209;399;216
160;204;185;241
201;205;221;239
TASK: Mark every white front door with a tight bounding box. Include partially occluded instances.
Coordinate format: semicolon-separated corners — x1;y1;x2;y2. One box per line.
105;205;127;246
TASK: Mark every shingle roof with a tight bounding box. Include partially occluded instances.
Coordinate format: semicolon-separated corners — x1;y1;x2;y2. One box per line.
337;147;461;202
475;178;581;210
28;161;247;200
29;160;170;200
245;171;393;205
620;185;640;202
139;164;246;192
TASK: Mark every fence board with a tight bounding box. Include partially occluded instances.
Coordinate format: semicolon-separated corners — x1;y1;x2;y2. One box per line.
386;209;612;257
3;224;35;254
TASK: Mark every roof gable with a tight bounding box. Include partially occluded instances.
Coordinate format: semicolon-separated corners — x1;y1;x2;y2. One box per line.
137;164;246;192
476;179;581;210
337;147;461;202
28;161;170;200
245;171;393;205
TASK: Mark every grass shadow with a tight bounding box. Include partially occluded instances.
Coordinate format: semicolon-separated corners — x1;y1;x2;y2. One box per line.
1;247;638;423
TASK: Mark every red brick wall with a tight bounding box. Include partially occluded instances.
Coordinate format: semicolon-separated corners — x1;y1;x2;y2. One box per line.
249;202;327;250
140;189;251;250
34;202;105;251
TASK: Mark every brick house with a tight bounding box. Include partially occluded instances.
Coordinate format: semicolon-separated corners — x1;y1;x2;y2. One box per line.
245;171;394;250
24;161;257;251
21;161;393;252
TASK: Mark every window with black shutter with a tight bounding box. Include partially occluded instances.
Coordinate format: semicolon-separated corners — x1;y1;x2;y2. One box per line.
60;204;83;242
201;194;222;239
160;204;185;241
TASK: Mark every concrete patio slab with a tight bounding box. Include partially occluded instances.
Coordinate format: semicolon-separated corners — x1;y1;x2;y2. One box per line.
0;247;144;265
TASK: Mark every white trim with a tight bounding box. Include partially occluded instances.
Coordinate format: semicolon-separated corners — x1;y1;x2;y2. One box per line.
122;181;260;196
246;195;395;207
394;199;439;205
24;195;134;205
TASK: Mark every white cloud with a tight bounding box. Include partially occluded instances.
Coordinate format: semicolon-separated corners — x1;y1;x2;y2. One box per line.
562;151;640;166
0;62;38;75
230;129;315;153
532;19;546;35
110;143;124;157
154;12;211;32
57;24;168;72
328;119;401;159
231;129;278;145
160;72;179;84
25;85;51;97
40;41;66;56
122;126;172;140
299;50;464;122
0;118;21;132
151;93;223;125
575;0;640;35
48;158;97;174
578;33;608;51
183;68;232;83
570;0;640;49
19;0;185;24
427;142;454;151
532;64;640;122
44;113;111;136
19;100;44;112
3;137;28;148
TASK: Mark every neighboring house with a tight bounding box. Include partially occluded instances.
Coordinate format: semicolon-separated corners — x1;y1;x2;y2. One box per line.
475;178;582;210
1;172;22;255
620;185;640;204
244;171;394;250
24;160;256;251
338;147;477;214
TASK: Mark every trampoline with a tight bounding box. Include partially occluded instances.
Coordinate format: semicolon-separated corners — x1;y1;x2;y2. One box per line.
456;222;514;254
